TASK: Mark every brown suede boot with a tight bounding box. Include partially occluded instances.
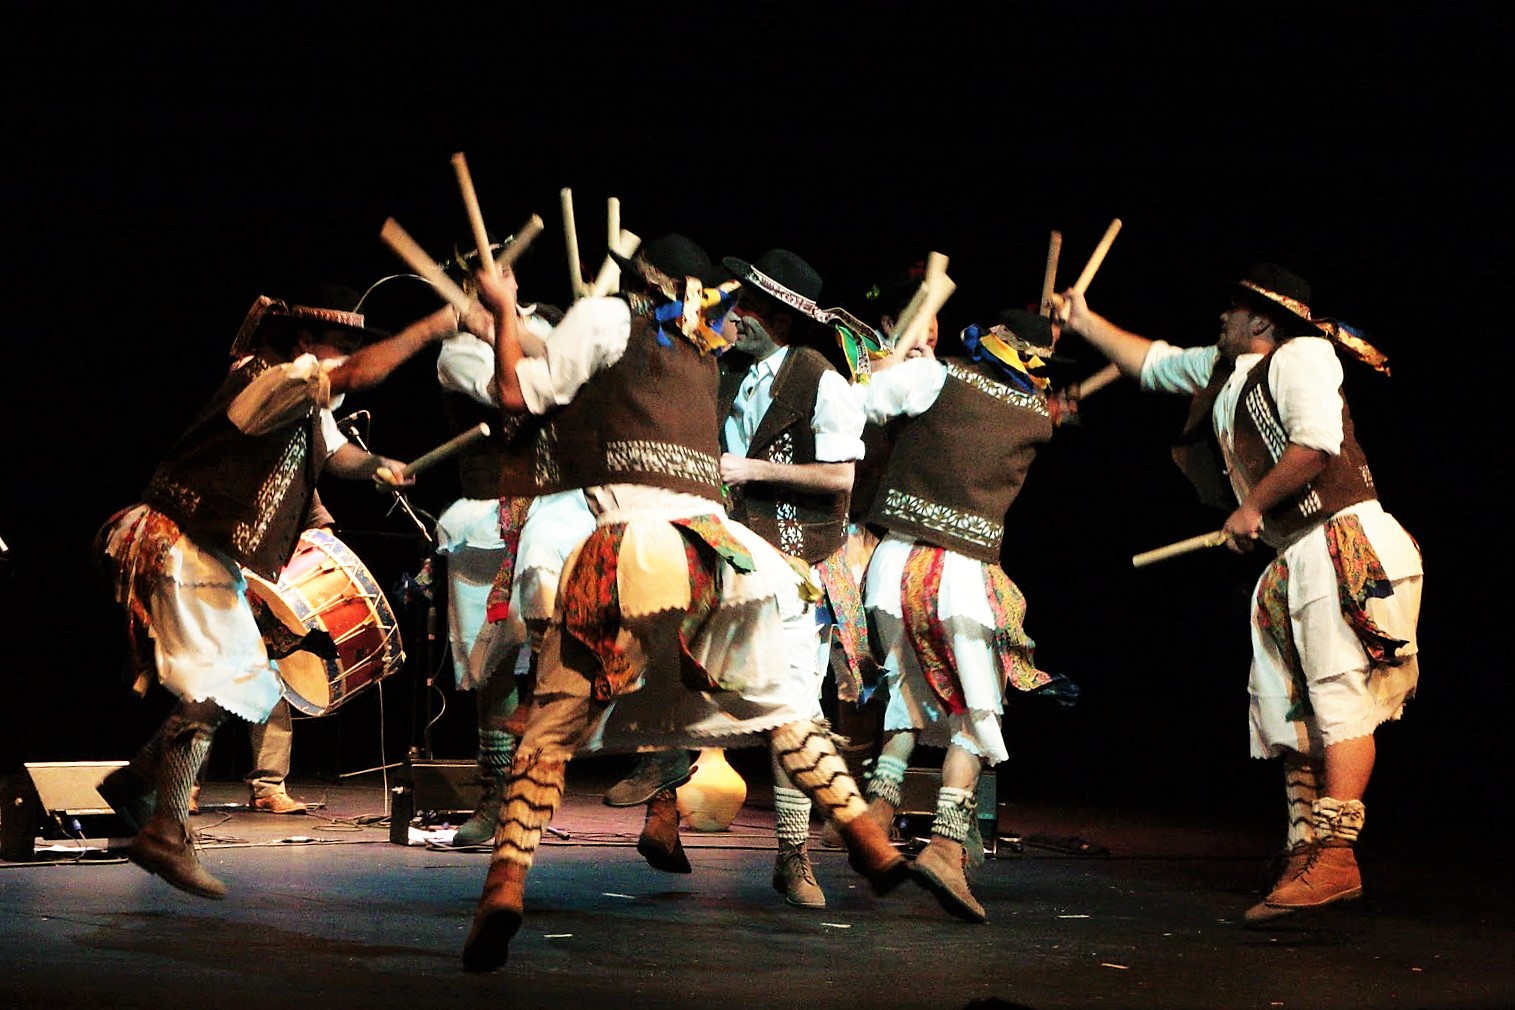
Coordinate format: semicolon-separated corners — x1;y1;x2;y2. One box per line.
836;812;909;894
127;813;226;899
636;789;691;873
1244;842;1318;925
1261;842;1362;911
772;841;826;908
912;836;988;923
462;859;528;972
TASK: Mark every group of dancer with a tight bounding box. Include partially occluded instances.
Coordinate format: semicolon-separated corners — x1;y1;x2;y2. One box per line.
92;190;1423;972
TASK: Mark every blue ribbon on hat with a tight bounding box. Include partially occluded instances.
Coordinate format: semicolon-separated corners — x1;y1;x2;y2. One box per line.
962;324;1040;395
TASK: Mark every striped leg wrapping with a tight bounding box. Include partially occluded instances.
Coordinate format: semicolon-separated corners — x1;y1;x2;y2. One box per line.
1283;760;1321;850
773;786;813;846
933;786;977;845
491;751;567;868
1313;797;1366;845
867;754;909;809
770;721;868;825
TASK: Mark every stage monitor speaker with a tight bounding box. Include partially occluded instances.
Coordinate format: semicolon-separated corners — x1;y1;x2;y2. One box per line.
387;758;483;845
896;765;1002;857
1;761;129;861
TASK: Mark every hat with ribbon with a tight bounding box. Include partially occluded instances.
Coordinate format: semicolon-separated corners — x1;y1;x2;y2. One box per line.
961;308;1063;394
721;249;825;321
1233;262;1391;374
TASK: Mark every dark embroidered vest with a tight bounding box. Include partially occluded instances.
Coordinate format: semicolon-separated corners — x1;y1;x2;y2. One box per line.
141;354;323;581
502;314;724;502
722;346;849;564
867;359;1053;564
1173;343;1377;543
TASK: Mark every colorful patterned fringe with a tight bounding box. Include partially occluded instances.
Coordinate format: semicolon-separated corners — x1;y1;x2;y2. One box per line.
484;495;535;624
816;546;868;702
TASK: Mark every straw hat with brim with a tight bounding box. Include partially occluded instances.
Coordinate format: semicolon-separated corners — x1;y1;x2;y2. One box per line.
722;249;823;320
1233;262;1323;337
609;233;714;291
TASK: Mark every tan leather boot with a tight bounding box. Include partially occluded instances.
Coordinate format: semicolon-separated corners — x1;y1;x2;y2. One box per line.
128;813;226;899
462;859;528;972
772;841;826;908
836;811;909;894
912;835;988;923
1262;842;1362;910
1244;842;1318;924
636;789;691;873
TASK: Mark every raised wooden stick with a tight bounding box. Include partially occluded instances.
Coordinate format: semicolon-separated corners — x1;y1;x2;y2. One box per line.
1072;218;1123;295
561;188;585;298
376;422;492;485
1073;362;1122;399
496;214;544;271
1040;230;1063;316
451;152;499;279
899;272;956;351
1131;529;1227;568
588;230;641;298
378;218;472;316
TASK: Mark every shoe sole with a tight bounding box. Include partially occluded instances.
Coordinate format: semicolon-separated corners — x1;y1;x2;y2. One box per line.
126;849;227;900
462;908;522;973
602;770;695;808
637;836;693;874
910;863;988;923
1263;886;1364;912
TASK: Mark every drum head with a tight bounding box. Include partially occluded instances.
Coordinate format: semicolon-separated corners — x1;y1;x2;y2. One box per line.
244;570;334;715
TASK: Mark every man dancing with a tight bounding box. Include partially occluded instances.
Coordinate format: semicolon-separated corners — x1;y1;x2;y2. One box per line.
461;234;911;972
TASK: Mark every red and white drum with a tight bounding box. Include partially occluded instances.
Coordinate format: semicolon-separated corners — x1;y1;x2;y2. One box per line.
245;528;405;716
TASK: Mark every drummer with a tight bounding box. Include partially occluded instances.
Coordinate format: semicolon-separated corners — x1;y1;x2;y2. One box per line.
95;282;483;898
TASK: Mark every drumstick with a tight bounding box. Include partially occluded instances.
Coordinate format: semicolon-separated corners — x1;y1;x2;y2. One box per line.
561;187;586;298
378;218;473;317
496;214;544;272
451;152;499;279
1040;230;1062;316
1072;218;1123;295
899;273;956;351
588;230;641;298
1073;362;1122;399
375;422;492;485
1131;529;1228;568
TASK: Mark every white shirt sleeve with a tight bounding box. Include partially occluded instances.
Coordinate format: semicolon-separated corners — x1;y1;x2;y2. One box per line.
1268;337;1345;455
513;297;632;415
1139;341;1219;396
437;331;500;407
226;354;333;436
812;368;867;462
862;357;947;424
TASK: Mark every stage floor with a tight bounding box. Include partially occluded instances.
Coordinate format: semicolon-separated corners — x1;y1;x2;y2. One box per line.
2;761;1510;1010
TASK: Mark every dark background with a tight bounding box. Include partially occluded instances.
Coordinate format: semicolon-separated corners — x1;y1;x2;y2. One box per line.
3;6;1507;826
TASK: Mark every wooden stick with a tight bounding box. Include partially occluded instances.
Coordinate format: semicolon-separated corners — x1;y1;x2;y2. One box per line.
925;250;949;285
378;218;472;316
1074;362;1121;399
588;230;641;298
607;197;621;254
560;188;585;298
1131;529;1227;568
1072;218;1123;295
377;423;492;485
1040;230;1063;316
496;214;544;271
899;273;956;351
450;152;499;279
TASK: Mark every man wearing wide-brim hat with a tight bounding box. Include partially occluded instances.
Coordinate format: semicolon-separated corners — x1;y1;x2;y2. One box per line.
459;235;915;972
94;285;470;899
1056;262;1422;924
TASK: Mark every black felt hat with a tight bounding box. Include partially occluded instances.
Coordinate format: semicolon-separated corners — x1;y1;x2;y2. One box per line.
229;283;388;357
610;233;714;289
721;249;823;319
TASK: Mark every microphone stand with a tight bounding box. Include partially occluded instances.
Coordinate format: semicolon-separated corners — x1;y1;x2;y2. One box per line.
339;416;442;765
